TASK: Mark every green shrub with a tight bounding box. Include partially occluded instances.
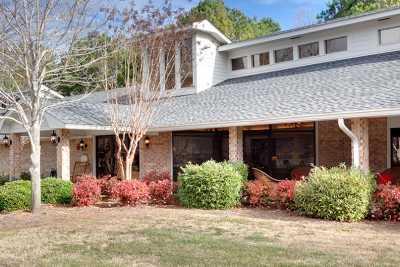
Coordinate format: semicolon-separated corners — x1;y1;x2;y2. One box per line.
294;165;375;222
178;160;243;209
41;178;72;204
0;180;31;211
0;176;10;186
224;161;249;181
20;172;31;181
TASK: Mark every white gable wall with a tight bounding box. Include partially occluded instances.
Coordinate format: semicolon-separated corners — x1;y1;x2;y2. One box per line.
194;32;229;92
225;14;400;79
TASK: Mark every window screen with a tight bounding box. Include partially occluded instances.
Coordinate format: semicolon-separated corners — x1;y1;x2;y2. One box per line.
298;42;319;58
380;26;400;45
325;37;347;54
274;47;293;63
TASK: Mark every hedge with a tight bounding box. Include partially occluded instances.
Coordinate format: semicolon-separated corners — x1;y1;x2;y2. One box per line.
294;165;375;222
41;177;73;204
0;178;73;212
0;180;31;211
178;160;243;209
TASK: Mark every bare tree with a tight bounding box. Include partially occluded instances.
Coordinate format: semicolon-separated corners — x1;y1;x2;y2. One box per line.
0;0;106;213
293;7;316;28
103;1;191;180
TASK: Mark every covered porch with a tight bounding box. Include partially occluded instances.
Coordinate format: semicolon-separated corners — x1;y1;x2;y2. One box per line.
0;115;393;182
4;128;140;180
165;116;390;180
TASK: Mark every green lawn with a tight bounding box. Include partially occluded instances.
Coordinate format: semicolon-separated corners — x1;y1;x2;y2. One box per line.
1;206;400;266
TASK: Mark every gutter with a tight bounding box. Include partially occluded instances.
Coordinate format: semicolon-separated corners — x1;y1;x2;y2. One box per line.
338;118;359;168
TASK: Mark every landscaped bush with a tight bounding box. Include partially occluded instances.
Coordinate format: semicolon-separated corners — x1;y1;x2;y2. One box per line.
19;172;31;181
243;180;272;207
142;170;171;183
377;171;395;185
0;176;10;186
290;166;311;181
225;161;249;181
72;176;101;206
111;180;150;206
274;180;298;210
0;180;31;211
41;178;72;204
97;175;119;196
294;165;375;222
148;179;173;205
178;160;242;209
370;184;400;221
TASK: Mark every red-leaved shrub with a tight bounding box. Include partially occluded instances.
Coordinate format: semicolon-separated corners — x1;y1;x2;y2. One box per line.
72;176;101;206
111;180;150;206
290;166;311;181
243;180;272;207
274;180;298;209
377;171;395;185
142;171;171;183
370;184;400;221
97;175;119;196
148;179;173;204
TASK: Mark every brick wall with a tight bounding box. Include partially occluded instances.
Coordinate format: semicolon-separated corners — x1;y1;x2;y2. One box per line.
318;118;387;172
0;146;8;177
0;137;94;178
3;139;58;178
368;118;387;172
318;120;352;168
139;132;172;178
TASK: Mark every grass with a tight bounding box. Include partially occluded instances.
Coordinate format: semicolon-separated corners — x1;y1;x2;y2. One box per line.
1;206;400;266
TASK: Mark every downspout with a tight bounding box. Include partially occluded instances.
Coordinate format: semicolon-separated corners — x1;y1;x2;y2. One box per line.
338;118;359;168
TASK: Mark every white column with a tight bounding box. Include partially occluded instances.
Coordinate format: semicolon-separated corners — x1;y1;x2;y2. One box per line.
57;129;70;181
229;127;243;162
319;40;326;56
175;46;181;90
159;48;165;92
293;45;299;61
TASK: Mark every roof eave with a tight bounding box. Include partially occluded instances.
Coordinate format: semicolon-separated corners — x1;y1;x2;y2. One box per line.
147;108;400;133
192;20;232;44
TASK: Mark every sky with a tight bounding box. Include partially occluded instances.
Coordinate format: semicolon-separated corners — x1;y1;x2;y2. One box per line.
223;0;328;29
133;0;329;30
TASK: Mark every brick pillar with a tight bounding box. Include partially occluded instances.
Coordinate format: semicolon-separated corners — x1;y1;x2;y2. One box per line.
139;132;172;178
351;118;369;172
229;127;243;162
9;134;23;179
57;129;70;180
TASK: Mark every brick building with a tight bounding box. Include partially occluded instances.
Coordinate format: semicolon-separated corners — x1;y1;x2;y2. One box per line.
1;9;400;180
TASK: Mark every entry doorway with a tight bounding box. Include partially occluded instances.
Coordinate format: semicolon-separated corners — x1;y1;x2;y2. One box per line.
96;135;139;178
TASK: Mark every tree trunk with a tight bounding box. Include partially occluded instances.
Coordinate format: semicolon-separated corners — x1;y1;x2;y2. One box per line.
125;156;134;180
115;136;125;180
125;143;137;180
30;123;41;213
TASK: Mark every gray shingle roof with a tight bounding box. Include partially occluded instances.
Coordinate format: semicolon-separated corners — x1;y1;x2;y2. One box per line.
47;51;400;131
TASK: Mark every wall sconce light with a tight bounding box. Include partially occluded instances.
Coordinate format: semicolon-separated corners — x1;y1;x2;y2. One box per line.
79;138;88;150
144;136;150;147
50;130;60;144
2;134;12;146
